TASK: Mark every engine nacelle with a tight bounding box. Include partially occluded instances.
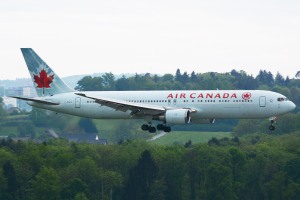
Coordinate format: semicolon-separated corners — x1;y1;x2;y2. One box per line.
165;109;191;124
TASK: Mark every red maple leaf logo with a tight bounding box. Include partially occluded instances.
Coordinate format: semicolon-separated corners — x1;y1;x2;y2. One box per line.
242;92;252;100
33;69;54;94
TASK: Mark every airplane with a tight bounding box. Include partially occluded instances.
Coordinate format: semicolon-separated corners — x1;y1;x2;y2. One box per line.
12;48;296;133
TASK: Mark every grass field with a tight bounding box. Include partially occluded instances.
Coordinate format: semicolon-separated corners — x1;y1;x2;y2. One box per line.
150;131;232;145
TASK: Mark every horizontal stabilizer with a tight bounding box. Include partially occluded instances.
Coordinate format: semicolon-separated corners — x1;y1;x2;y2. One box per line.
10;96;60;105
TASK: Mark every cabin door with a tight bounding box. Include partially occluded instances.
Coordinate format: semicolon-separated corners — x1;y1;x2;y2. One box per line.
75;97;81;108
259;96;266;107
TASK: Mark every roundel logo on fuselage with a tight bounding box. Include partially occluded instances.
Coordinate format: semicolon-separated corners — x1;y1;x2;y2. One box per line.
242;92;252;100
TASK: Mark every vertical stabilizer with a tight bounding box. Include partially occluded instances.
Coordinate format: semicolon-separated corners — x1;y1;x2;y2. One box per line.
21;48;74;96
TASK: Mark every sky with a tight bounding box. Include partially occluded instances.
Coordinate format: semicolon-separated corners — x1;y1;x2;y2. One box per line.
1;0;300;80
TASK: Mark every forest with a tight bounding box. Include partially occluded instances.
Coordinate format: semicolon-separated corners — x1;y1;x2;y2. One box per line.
0;69;299;199
1;134;300;200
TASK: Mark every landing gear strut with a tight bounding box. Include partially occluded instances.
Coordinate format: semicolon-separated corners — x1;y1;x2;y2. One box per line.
269;121;275;131
269;117;276;131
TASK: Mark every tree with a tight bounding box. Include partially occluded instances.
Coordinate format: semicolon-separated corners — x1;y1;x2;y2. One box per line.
231;70;258;89
101;170;123;200
275;72;285;86
3;161;19;200
162;74;174;82
148;179;167;200
74;192;89;200
256;70;274;86
184;140;192;148
78;118;98;133
175;69;182;82
75;76;104;91
65;156;101;198
181;72;189;84
190;71;197;82
296;71;300;78
233;119;261;136
31;167;61;200
29;107;69;129
102;72;115;90
124;150;159;200
115;75;130;91
0;97;7;118
61;178;88;200
207;164;235;200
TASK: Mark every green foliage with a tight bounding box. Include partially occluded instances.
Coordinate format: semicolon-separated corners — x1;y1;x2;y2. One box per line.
233;113;300;136
31;166;61;200
0;103;7;119
61;178;88;200
74;68;261;91
0;135;299;199
17;122;35;138
233;119;261;136
2;161;19;200
29;107;70;129
78;118;98;133
74;192;89;200
124;150;159;200
75;76;104;91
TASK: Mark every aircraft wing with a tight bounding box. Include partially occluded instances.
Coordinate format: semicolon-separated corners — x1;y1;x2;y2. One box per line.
75;93;166;115
10;96;60;105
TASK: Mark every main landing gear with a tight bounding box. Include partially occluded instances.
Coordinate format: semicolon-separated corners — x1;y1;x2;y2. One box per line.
269;117;276;131
141;123;171;133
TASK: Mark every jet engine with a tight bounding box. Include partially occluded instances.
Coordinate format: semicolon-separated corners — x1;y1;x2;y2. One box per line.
164;109;191;124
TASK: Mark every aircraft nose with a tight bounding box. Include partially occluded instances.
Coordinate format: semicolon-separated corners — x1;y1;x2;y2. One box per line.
289;101;296;111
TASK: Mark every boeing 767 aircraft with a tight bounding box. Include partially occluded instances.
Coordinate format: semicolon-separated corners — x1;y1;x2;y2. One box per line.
12;48;296;133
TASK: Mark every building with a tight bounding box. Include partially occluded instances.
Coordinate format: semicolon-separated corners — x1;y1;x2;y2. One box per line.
3;86;37;111
2;97;17;109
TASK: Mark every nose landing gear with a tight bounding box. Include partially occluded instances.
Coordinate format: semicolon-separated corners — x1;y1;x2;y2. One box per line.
269;117;277;131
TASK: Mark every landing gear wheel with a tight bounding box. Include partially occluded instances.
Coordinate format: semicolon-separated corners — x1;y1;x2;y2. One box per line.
163;126;171;132
141;124;149;131
268;117;277;131
269;125;275;131
148;126;157;133
156;124;171;132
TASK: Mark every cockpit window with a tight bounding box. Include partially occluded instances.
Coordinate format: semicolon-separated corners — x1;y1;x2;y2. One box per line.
277;97;288;102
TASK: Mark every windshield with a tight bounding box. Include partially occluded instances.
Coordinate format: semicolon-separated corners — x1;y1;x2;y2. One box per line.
277;97;289;102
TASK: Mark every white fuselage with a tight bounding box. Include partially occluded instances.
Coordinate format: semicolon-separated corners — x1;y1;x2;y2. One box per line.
28;90;296;123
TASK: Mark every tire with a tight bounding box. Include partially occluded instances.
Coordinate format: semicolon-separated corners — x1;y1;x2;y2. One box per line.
141;124;149;131
269;125;275;131
148;126;157;133
164;126;171;132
